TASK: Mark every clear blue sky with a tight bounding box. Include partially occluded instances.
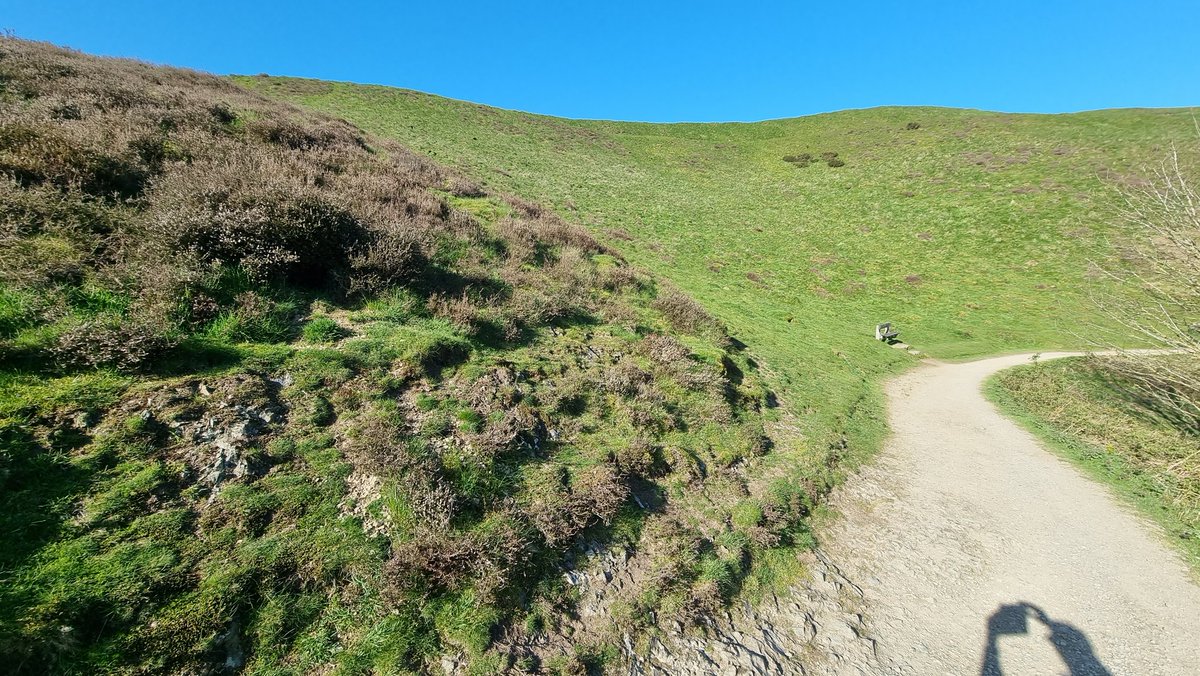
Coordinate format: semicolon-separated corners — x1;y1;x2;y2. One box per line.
4;1;1198;122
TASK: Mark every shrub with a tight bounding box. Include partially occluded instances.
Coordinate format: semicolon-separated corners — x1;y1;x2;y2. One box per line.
148;167;371;287
346;221;428;297
208;103;238;126
782;153;813;168
523;464;629;547
446;176;486;198
906;121;921;130
652;289;724;337
827;158;845;168
385;511;531;599
51;316;175;371
600;358;651;397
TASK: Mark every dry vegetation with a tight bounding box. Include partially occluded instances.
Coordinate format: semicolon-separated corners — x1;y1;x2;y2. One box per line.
1090;143;1200;432
0;39;808;674
990;141;1200;572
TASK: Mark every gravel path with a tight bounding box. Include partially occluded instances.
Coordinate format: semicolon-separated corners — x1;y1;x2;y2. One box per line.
819;352;1200;675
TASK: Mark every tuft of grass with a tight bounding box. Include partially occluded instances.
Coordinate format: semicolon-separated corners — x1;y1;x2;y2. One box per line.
302;316;349;343
348;319;471;375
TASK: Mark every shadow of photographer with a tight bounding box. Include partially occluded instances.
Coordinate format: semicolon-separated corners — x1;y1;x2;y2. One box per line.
980;601;1111;676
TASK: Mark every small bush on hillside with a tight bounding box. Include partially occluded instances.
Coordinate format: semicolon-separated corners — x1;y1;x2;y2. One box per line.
906;122;921;130
51;316;175;371
148;163;372;286
652;289;724;337
782;153;813;168
446;176;486;198
827;158;845;168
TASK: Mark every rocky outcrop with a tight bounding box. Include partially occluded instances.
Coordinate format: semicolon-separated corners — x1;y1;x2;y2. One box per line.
116;372;289;499
489;535;897;675
622;551;893;676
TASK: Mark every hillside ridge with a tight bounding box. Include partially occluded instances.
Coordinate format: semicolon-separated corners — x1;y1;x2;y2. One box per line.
233;75;1199;124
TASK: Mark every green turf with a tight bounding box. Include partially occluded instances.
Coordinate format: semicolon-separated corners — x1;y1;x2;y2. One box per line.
235;74;1198;452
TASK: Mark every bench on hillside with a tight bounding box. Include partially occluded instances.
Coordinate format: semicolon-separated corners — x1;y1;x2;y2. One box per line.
875;322;899;342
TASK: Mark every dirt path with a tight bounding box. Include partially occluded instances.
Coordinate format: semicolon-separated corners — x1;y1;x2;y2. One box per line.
817;352;1200;674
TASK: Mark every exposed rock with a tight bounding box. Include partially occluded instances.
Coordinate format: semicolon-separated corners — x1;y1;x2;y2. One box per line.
217;619;245;670
117;372;289;499
339;471;390;536
622;552;894;675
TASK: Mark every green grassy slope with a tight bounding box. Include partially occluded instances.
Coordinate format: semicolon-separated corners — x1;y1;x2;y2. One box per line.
237;75;1199;452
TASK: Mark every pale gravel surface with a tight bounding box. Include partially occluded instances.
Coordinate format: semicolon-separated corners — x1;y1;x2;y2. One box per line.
818;352;1200;675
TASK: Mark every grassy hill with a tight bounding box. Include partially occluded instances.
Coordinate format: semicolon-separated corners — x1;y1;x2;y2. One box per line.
237;75;1198;460
2;35;1196;674
1;39;803;673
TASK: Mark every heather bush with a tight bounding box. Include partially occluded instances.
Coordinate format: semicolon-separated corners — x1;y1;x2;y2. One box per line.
652;288;725;338
146;156;372;287
446;175;486;198
51;315;175;370
782;153;813;167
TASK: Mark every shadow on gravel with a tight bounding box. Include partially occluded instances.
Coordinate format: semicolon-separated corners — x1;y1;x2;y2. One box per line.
980;602;1111;676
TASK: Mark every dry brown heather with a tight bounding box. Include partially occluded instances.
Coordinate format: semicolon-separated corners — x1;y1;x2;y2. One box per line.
0;39;806;673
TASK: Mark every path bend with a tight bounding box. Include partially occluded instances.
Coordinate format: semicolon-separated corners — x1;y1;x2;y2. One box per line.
819;352;1200;675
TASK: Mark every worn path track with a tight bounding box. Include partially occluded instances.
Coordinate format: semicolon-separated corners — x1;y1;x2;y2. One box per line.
818;352;1200;674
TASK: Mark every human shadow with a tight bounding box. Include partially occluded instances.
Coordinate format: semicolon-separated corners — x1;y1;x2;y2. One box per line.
980;602;1111;676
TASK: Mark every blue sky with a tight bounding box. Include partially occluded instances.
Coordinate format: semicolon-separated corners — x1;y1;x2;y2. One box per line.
4;1;1198;122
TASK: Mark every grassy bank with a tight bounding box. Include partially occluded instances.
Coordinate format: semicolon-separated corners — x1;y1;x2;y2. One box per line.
0;38;810;673
987;357;1200;574
239;74;1198;464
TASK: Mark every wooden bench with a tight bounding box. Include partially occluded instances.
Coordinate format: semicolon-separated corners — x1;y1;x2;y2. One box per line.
875;322;899;342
